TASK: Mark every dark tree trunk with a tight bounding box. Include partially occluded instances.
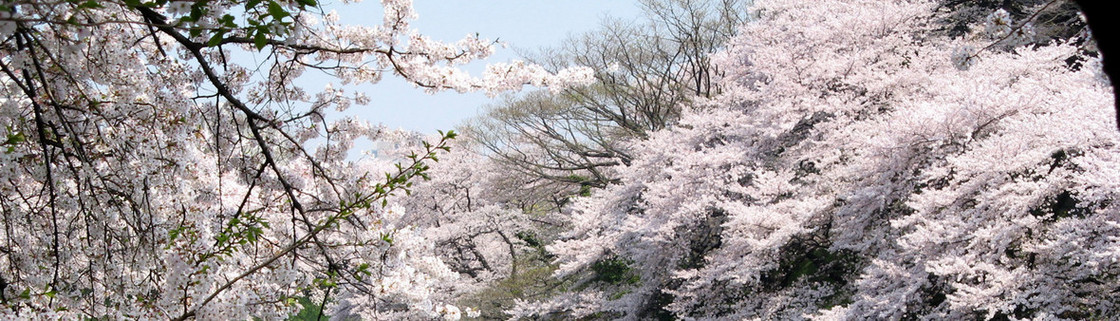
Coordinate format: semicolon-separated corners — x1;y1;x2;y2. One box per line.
1072;0;1120;130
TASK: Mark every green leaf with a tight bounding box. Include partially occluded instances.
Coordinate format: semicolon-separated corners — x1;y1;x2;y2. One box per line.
220;14;236;28
267;1;289;19
188;3;204;21
253;32;268;50
246;227;260;243
207;31;225;47
5;131;26;145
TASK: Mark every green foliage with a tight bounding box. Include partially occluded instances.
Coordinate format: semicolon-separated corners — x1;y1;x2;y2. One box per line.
459;255;569;320
767;247;858;288
578;184;593;197
287;296;328;321
758;237;859;312
591;257;639;285
515;231;543;249
1030;190;1084;222
76;0;323;50
2;129;25;154
352;262;373;281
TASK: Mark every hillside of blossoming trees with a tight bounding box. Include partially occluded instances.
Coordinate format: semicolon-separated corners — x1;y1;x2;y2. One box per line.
1;0;1116;320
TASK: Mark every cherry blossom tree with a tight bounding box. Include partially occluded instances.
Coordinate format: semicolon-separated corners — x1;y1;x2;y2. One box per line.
518;0;1120;320
0;0;589;319
473;0;751;192
384;136;570;319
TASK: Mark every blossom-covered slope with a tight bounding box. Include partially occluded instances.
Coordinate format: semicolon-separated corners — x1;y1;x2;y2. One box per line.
520;0;1120;319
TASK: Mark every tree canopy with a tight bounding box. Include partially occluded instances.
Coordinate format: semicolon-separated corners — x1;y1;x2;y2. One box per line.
519;0;1120;319
0;0;587;319
1;0;1117;320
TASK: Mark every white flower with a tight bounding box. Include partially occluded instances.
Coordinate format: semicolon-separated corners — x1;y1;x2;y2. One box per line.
984;9;1013;38
441;304;461;321
166;1;193;15
1011;22;1036;45
951;45;977;71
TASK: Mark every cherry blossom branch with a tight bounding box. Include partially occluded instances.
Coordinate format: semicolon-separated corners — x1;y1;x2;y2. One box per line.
170;134;452;321
966;0;1061;60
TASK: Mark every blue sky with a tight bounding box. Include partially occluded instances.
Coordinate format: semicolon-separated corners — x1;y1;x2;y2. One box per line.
326;1;644;134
